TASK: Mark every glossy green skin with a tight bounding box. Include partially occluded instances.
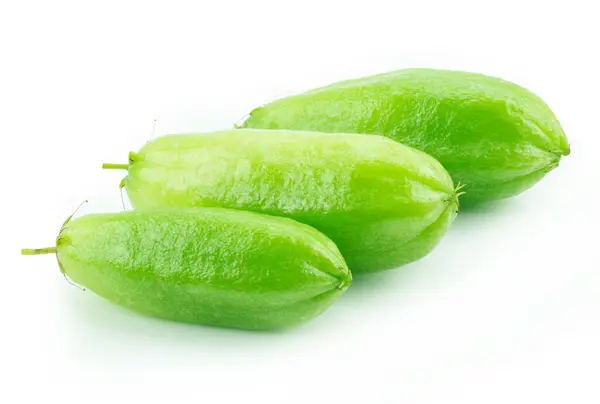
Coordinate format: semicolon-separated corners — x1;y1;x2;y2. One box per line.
123;129;459;273
57;209;350;330
241;69;570;204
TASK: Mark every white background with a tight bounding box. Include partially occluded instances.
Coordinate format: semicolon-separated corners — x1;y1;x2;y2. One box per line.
1;1;599;403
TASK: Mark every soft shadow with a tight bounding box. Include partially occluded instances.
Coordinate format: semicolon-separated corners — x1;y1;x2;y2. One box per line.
341;258;433;304
457;197;523;216
339;198;525;305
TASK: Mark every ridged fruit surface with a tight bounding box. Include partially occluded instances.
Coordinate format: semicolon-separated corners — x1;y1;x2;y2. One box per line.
55;208;350;330
242;69;570;204
119;129;459;273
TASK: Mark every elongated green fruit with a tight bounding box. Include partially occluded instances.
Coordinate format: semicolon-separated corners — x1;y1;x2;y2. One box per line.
104;129;460;273
22;208;351;330
241;69;570;204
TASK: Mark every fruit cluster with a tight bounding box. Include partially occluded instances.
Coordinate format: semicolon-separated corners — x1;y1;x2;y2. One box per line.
23;69;569;330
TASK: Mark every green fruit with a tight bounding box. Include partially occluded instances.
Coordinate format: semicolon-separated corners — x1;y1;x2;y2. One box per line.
22;208;351;330
241;68;570;204
103;129;460;273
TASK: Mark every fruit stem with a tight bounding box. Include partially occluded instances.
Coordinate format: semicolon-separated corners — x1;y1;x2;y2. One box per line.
102;163;128;170
21;247;57;255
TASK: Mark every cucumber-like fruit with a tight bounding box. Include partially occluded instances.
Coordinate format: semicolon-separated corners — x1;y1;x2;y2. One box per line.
103;129;460;273
241;69;570;204
22;208;351;330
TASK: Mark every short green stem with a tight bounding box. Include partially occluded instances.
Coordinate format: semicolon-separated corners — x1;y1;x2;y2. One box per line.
21;247;57;255
102;163;128;170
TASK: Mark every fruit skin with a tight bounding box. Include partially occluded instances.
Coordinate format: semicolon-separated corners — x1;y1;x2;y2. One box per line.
241;68;570;204
56;208;351;330
121;129;460;273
